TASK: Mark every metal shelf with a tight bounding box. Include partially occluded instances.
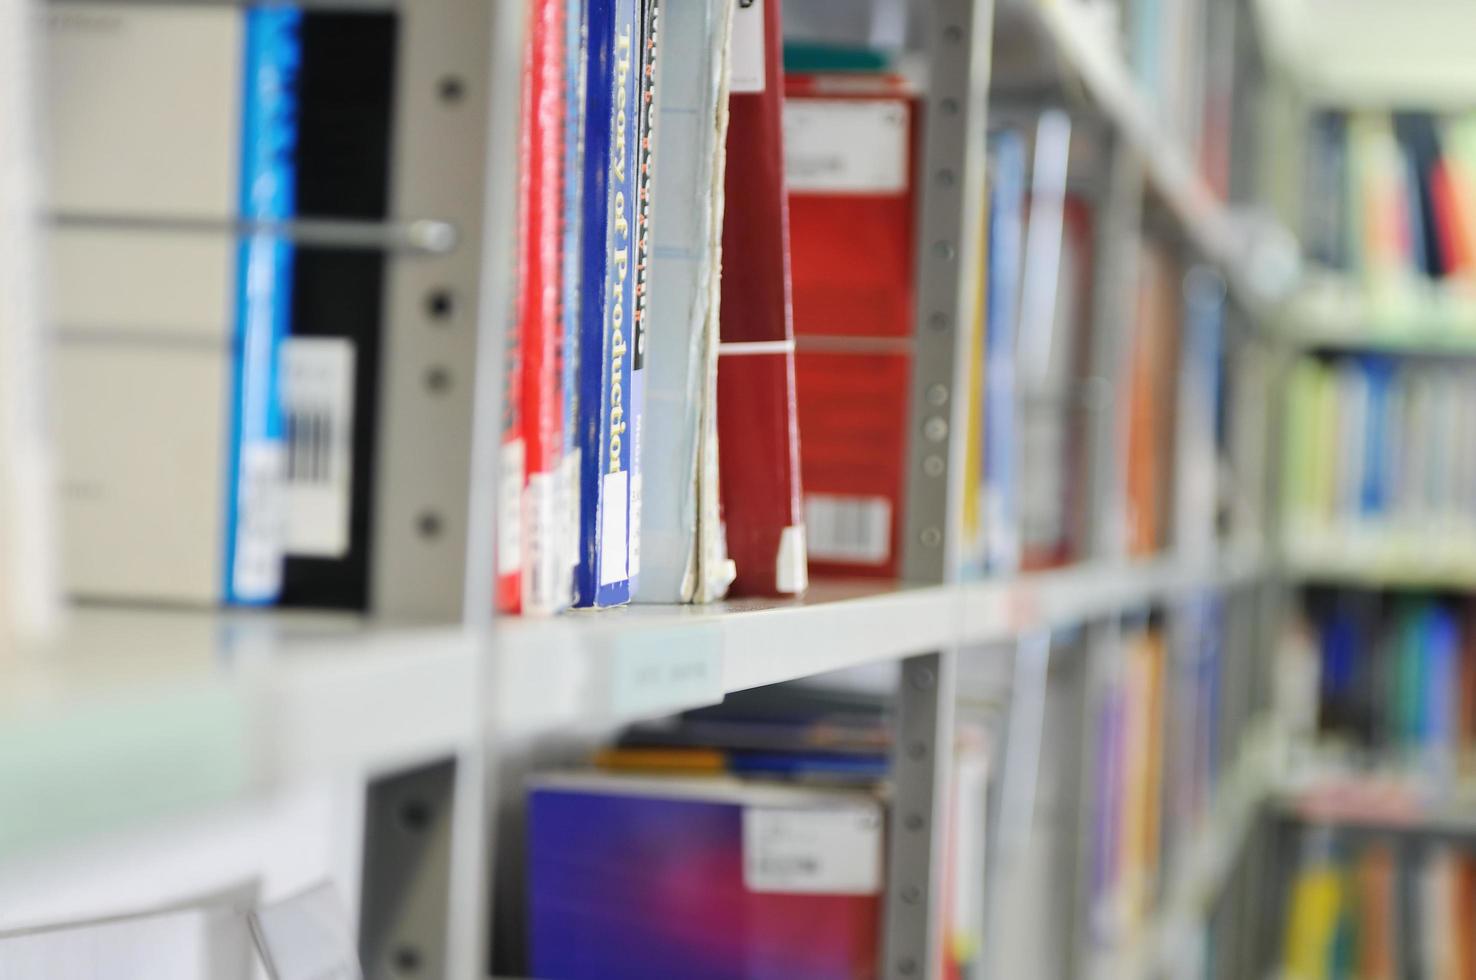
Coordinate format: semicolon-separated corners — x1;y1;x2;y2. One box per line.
1278;281;1476;355
2;607;480;865
1283;535;1476;591
1;549;1266;863
1273;771;1476;841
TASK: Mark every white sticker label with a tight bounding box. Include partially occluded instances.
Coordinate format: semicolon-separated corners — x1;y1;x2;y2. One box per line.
280;338;355;559
730;0;766;94
599;469;629;587
523;471;561;613
783;100;910;195
743;804;884;895
612;625;724;718
498;440;525;576
232;440;286;601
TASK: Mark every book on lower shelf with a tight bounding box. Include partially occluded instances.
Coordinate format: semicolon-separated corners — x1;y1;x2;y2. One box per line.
1280;831;1476;980
526;684;993;980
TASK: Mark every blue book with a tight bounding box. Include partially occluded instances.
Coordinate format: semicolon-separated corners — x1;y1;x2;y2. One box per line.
1360;355;1393;516
560;0;589;604
574;0;641;607
225;8;301;604
982;129;1026;573
1422;605;1458;757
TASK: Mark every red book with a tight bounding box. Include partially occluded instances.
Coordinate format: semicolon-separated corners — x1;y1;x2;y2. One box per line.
497;1;541;613
519;0;567;614
786;74;918;580
717;0;807;597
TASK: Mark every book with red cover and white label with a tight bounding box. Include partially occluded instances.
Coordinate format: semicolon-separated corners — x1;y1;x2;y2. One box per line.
516;0;568;615
786;72;918;580
717;0;808;598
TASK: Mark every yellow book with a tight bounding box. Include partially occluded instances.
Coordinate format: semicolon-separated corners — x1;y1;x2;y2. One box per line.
1282;861;1343;980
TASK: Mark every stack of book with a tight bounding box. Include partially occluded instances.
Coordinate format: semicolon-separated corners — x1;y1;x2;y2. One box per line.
1281;834;1476;979
1282;355;1476;571
525;685;992;979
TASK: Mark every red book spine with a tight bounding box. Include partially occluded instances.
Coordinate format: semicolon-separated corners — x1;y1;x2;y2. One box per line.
787;75;917;581
519;0;568;614
497;2;540;614
717;0;807;597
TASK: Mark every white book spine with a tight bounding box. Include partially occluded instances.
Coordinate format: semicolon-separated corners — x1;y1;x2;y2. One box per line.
0;0;58;650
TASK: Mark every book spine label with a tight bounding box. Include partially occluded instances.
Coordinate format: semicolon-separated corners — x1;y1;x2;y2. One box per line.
627;0;659;589
225;7;300;604
521;0;568;615
575;0;638;607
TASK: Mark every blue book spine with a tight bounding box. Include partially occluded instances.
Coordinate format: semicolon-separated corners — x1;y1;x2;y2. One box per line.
1423;606;1457;757
225;8;301;604
983;130;1026;573
574;0;639;607
1361;356;1391;516
561;0;588;601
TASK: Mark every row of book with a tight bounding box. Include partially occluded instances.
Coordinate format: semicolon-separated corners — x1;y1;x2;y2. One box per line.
1087;603;1227;950
1072;0;1240;199
524;685;992;979
1282;356;1476;549
1304;110;1476;310
1281;835;1476;980
967;118;1230;575
1293;589;1476;773
36;0;1235;616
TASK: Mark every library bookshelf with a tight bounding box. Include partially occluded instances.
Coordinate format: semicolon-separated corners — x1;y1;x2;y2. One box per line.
0;0;1288;977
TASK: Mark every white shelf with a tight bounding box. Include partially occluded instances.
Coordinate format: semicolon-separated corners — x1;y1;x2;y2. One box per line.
2;549;1266;860
1273;768;1476;839
2;607;479;865
1256;0;1476;110
1279;279;1476;354
1284;533;1476;590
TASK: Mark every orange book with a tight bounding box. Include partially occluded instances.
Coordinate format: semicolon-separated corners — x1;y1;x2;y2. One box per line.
1125;245;1180;557
593;747;728;773
1356;846;1396;980
1453;856;1475;980
1140;630;1166;902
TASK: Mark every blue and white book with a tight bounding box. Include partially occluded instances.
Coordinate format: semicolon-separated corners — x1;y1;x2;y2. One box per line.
631;0;734;603
981;128;1026;574
574;0;641;607
225;8;300;604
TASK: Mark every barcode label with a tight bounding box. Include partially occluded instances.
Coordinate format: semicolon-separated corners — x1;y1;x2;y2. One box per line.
280;338;355;559
804;494;891;564
742;804;883;895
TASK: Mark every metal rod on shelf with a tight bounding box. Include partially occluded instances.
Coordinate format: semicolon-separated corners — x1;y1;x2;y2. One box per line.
49;213;459;254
